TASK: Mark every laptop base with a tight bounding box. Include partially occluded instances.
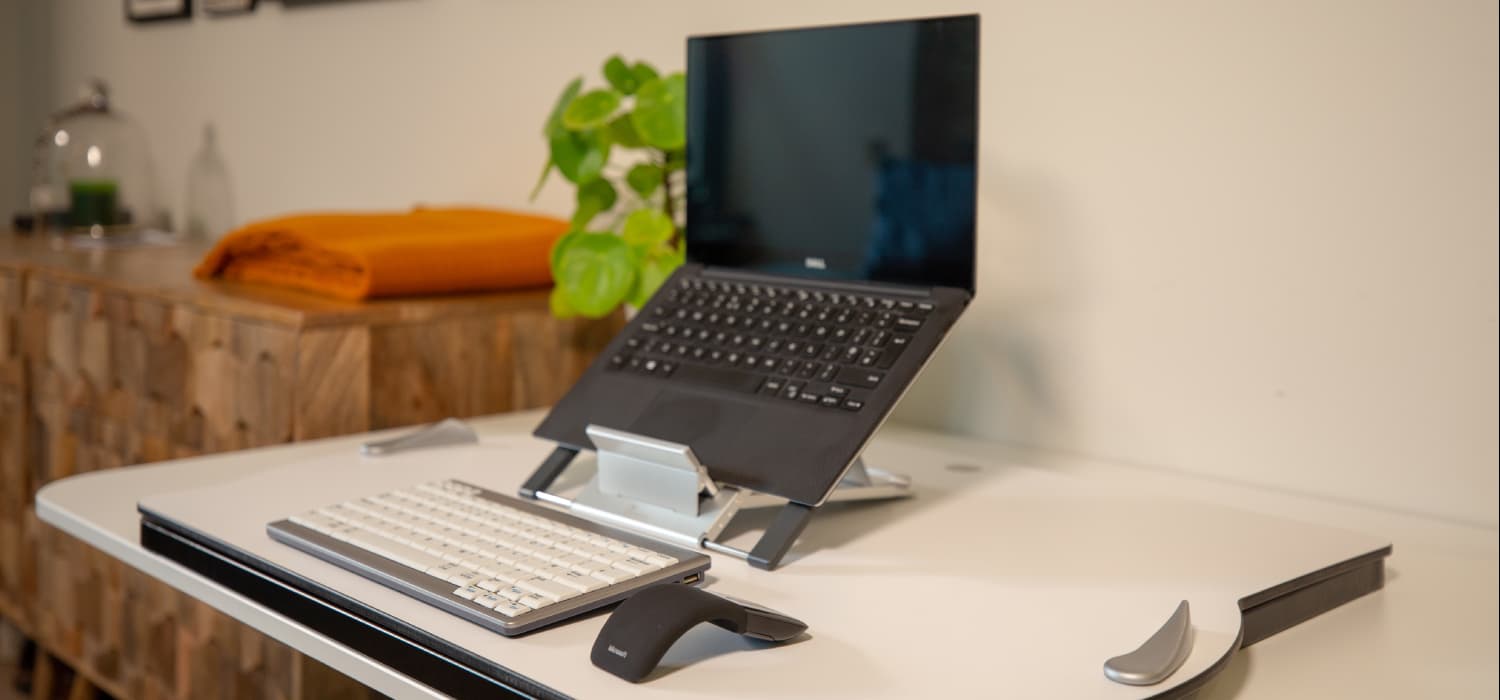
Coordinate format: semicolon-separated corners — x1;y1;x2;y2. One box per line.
525;425;911;571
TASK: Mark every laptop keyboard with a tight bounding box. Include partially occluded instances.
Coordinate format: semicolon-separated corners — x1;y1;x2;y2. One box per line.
606;277;934;411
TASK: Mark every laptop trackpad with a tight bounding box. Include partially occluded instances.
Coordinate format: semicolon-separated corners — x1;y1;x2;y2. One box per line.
627;389;757;448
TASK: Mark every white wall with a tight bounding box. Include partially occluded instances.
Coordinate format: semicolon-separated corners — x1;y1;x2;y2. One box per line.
18;0;1498;527
0;1;39;220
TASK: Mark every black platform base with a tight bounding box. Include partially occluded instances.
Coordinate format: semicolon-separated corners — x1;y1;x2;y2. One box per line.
140;512;1390;700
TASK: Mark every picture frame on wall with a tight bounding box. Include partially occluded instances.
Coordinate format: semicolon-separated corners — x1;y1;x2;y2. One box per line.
126;0;192;22
204;0;257;14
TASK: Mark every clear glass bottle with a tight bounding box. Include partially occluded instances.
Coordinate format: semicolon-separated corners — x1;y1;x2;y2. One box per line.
184;124;235;240
30;79;168;241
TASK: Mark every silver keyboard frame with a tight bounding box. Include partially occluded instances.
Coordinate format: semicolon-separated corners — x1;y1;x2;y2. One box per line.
267;480;712;636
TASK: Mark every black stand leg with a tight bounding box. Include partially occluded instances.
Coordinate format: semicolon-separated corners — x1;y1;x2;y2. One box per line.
748;502;815;571
520;446;579;499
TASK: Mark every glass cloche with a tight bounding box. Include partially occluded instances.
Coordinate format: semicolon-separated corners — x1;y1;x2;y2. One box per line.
31;79;170;242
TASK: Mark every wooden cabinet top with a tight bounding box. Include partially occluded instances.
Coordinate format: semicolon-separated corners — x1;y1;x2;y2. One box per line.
0;232;554;328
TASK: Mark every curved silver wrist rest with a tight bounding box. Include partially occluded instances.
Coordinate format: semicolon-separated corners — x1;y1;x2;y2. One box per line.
1103;600;1194;686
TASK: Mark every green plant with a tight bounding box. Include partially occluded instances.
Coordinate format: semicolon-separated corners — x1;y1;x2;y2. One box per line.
533;55;687;319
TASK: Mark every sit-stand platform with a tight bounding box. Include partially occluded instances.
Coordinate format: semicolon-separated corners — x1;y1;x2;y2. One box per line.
520;425;911;570
95;414;1398;698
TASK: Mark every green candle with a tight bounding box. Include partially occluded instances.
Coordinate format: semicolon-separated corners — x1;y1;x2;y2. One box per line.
68;179;119;229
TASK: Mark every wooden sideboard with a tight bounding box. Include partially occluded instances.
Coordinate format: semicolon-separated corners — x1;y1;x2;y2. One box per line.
0;233;620;699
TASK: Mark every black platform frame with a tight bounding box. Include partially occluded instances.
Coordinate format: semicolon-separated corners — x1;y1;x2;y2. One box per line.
139;500;1390;699
140;513;571;699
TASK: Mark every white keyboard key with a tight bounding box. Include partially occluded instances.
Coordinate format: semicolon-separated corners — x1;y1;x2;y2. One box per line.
642;553;677;567
517;593;552;610
492;601;530;617
517;576;576;601
344;531;444;571
476;579;504;592
454;585;483;600
383;527;418;545
553;553;592;570
564;558;601;576
506;539;539;556
544;539;579;555
587;567;627;585
457;555;490;571
609;559;648;576
578;546;620;566
556;570;608;593
584;533;615;548
427;562;462;577
473;562;503;578
511;556;550;574
414;537;447;555
457;535;490;550
475;594;504;609
447;570;482;587
623;555;665;572
491;566;530;584
288;513;340;533
533;563;578;581
317;506;353;523
488;547;522;567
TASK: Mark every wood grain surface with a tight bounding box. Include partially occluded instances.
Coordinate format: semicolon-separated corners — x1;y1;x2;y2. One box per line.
0;233;621;698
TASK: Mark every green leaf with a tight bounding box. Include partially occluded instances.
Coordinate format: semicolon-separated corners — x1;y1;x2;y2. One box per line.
543;77;584;138
550;230;581;273
627;251;677;308
631;62;659;87
531;76;584;200
625;163;662;198
632;74;687;150
603;55;641;95
605;115;643;148
664;148;686;171
549;129;610;184
622;208;674;249
549;286;578;318
572;178;617;229
555;233;637;318
562;89;622;131
623;209;672;246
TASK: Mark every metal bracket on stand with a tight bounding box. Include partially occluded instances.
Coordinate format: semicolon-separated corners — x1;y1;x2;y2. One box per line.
525;424;912;571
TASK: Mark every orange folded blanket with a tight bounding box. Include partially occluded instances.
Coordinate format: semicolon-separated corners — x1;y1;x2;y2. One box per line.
194;207;568;300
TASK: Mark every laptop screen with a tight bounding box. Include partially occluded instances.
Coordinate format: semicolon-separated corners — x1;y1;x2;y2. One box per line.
685;15;978;294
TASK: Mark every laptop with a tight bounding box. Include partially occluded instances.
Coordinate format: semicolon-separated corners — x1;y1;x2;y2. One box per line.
535;14;980;508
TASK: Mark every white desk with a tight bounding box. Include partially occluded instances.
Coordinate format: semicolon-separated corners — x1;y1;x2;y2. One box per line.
36;411;1498;698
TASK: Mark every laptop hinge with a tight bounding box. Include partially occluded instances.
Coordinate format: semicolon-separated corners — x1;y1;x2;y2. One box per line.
698;267;931;299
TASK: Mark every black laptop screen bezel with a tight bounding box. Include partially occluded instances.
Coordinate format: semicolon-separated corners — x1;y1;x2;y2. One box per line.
684;14;980;295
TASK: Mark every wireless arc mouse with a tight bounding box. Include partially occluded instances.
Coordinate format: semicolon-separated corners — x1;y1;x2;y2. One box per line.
590;584;807;682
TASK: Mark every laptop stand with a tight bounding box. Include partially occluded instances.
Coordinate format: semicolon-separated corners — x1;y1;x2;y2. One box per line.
520;425;911;570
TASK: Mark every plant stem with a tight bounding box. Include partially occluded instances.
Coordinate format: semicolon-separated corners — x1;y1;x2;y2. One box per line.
659;149;678;246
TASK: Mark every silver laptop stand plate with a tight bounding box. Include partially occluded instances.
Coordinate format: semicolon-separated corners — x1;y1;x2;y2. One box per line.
530;424;911;569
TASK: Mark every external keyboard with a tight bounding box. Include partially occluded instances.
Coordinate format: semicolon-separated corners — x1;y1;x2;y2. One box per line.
267;480;711;636
607;277;935;411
